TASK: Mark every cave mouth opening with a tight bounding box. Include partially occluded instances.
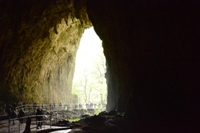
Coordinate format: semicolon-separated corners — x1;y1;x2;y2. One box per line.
72;27;107;114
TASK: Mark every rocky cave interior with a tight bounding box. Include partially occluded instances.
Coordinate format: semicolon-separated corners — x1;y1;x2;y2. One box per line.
0;0;199;132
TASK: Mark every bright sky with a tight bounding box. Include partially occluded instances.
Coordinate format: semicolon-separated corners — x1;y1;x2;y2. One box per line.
73;27;103;80
72;27;107;104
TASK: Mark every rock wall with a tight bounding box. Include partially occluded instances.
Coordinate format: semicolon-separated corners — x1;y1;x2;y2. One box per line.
0;0;91;103
87;0;200;130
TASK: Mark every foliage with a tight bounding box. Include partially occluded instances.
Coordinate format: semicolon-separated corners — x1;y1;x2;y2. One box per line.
94;109;101;115
67;117;81;122
72;27;107;106
72;53;107;105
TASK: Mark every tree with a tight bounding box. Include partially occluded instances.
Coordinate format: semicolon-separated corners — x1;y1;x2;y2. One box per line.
72;53;107;105
91;54;107;104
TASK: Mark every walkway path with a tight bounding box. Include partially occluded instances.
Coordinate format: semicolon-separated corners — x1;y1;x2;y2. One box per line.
0;103;102;133
0;104;71;133
0;119;71;133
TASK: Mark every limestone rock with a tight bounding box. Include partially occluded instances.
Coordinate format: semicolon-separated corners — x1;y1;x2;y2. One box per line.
0;0;91;103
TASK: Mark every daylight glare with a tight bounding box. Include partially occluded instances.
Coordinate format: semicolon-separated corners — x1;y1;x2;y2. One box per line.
72;27;107;109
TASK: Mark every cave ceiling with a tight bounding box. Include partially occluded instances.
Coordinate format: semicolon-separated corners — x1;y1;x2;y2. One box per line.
0;0;91;103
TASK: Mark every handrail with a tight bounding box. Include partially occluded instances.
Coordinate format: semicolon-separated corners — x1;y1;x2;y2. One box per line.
0;103;104;132
15;103;100;110
0;113;63;133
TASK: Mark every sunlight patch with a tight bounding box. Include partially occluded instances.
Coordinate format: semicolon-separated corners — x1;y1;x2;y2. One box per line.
72;27;107;110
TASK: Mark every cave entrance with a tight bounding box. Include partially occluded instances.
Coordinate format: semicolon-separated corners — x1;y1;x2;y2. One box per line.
72;27;107;113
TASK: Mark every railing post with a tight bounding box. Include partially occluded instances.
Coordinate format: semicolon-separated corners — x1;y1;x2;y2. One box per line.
19;116;20;133
44;115;45;129
43;114;45;129
62;110;64;118
56;113;57;123
36;114;37;130
8;117;10;133
50;113;52;129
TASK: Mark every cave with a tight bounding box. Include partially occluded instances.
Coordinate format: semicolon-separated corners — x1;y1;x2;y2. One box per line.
0;0;199;132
